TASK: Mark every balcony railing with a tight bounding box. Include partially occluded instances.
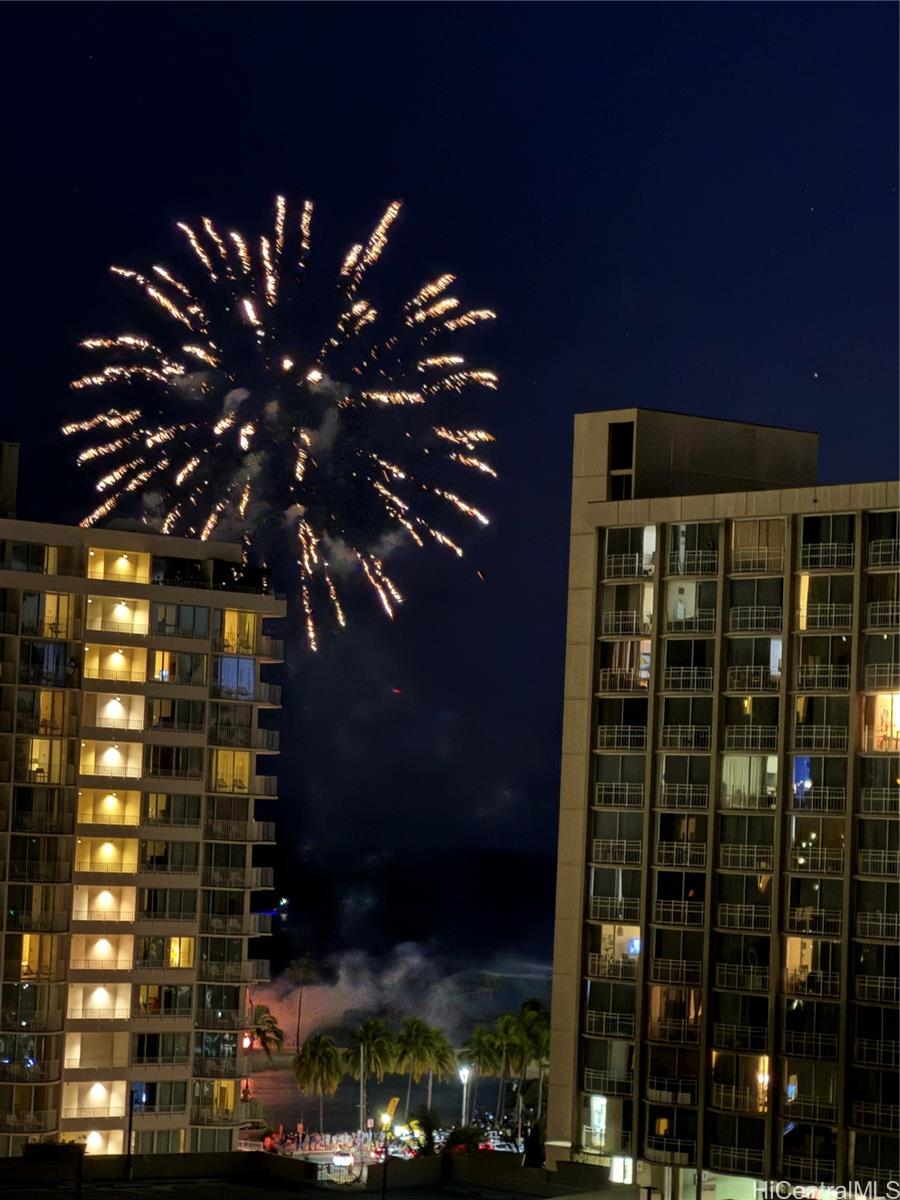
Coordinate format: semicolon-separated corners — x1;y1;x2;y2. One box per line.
858;848;900;876
781;1156;837;1185
85;716;144;732
583;1067;633;1095
586;953;639;980
131;1006;193;1021
7;861;71;883
200;912;272;936
83;666;146;683
852;1101;900;1131
718;843;774;871
600;611;652;637
658;783;708;809
86;617;149;637
783;1030;838;1058
726;664;780;692
660;725;711;750
201;866;274;889
5;912;68;932
859;788;900;814
788;907;842;935
654;899;705;926
70;958;131;971
194;1009;252;1031
783;969;841;998
862;726;900;753
794;724;848;751
604;552;654;579
855;974;899;1003
0;1111;57;1133
3;961;67;983
790;786;846;813
210;681;282;705
189;1106;240;1127
711;1083;766;1113
585;1011;635;1038
801;542;854;570
656;842;707;867
713;1022;767;1051
729;605;782;632
668;550;718;576
67;1007;132;1020
11;812;75;834
718;903;771;931
790;846;845;873
647;1076;698;1105
798;664;850;690
868;539;900;567
803;602;853;629
204;819;276;842
72;908;135;923
588;896;640;922
662;667;713;692
651;1018;701;1045
196;959;270;983
854;1039;900;1068
781;1095;837;1123
867;601;900;629
650;958;702;985
0;1059;59;1083
716;963;770;991
709;1146;765;1176
724;725;778;751
596;725;646;750
208;725;281;750
75;859;139;876
593;782;644;807
731;547;784;573
644;1136;695;1165
136;909;197;924
194;1056;244;1078
596;668;647;692
137;860;200;877
592;839;642;865
666;610;716;634
864;663;900;690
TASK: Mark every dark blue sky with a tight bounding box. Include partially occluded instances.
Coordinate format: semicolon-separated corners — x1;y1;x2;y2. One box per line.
3;3;897;964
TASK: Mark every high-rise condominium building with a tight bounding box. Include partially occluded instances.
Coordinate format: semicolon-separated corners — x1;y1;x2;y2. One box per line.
547;410;899;1196
0;453;285;1157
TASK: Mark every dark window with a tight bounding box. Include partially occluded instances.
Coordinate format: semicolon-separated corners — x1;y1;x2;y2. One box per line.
608;422;634;471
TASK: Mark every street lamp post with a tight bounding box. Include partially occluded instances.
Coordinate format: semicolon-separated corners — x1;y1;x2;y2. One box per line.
458;1066;470;1127
380;1112;391;1200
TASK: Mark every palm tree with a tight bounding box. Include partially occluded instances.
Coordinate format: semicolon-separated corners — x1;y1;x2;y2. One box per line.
395;1017;433;1119
511;1002;549;1139
462;1025;502;1120
425;1027;455;1111
293;1032;344;1132
345;1019;396;1133
250;1003;285;1062
493;1012;519;1124
284;953;319;1051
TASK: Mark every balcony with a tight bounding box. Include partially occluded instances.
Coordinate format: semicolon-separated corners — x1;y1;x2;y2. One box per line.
583;1067;633;1095
208;725;280;750
666;610;716;634
868;539;900;568
67;1006;132;1021
797;664;850;691
725;665;780;692
719;843;774;871
604;553;654;580
131;1006;193;1022
86;615;150;637
138;860;200;878
804;602;854;630
194;1009;252;1031
801;542;855;570
4;960;67;984
856;912;900;939
210;681;282;705
201;865;274;889
729;605;783;632
11;811;75;834
600;611;652;637
84;666;146;683
864;663;900;690
588;896;640;922
783;1030;838;1058
789;847;844;873
867;601;900;629
716;963;770;991
852;1102;900;1131
196;959;270;983
0;1059;59;1083
592;839;642;865
718;904;771;931
781;1156;837;1186
724;725;778;751
585;1011;636;1039
790;786;846;813
711;1083;766;1113
647;1076;698;1105
658;783;708;809
713;1022;767;1052
788;907;841;935
596;725;646;750
204;819;276;843
668;550;718;576
860;788;900;814
593;782;644;807
862;726;900;753
194;1056;243;1078
189;1106;241;1127
653;899;705;926
782;1095;837;1123
5;911;68;933
656;842;707;867
72;907;135;923
783;969;840;998
70;958;131;972
2;1010;63;1032
586;953;639;980
650;958;702;985
858;848;900;876
200;912;272;936
793;724;848;751
660;725;711;750
0;1111;57;1133
7;861;71;883
644;1136;695;1166
709;1146;765;1176
854;1039;900;1067
596;669;647;693
662;667;713;692
855;975;899;1003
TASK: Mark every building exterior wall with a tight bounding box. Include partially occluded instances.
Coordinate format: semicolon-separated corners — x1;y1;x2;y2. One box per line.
0;519;285;1156
547;410;899;1192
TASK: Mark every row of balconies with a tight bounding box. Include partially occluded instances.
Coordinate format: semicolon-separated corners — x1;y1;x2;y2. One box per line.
592;782;898;816
606;540;900;582
595;722;895;753
599;599;898;641
601;662;899;694
0;862;275;889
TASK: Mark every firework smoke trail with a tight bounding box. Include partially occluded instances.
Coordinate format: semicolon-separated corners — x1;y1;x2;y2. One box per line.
65;196;498;650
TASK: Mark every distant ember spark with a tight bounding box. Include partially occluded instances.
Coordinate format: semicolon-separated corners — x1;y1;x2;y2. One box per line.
66;197;498;649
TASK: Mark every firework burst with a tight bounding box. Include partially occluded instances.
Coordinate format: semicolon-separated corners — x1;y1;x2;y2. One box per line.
65;197;498;648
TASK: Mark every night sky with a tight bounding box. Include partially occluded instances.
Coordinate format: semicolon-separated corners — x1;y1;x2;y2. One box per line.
2;5;897;977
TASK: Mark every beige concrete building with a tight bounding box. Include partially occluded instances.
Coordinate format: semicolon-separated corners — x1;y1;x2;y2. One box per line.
547;409;899;1195
0;455;285;1156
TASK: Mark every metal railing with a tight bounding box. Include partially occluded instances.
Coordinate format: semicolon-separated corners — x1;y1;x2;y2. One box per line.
716;963;770;991
729;605;782;632
654;900;705;925
66;1007;132;1020
718;843;773;870
781;1156;837;1185
136;909;197;923
64;1056;129;1070
858;848;900;875
208;725;280;750
194;1009;252;1030
190;1106;240;1126
592;839;642;865
137;860;200;876
585;1011;636;1038
801;542;854;569
660;724;711;750
867;601;900;628
76;810;140;827
783;1030;838;1058
783;969;840;998
201;865;273;888
586;953;639;980
583;1068;633;1095
788;907;842;935
852;1101;900;1131
798;664;850;690
781;1095;837;1123
862;726;900;753
7;861;71;883
210;681;282;705
0;1111;57;1132
204;818;276;842
600;611;651;637
864;663;900;689
131;1006;193;1021
11;812;75;834
651;1018;701;1045
86;716;145;731
596;725;646;750
718;904;771;931
604;552;654;579
666;610;716;634
790;846;845;872
710;1146;765;1176
711;1083;766;1113
859;788;900;814
656;842;706;867
596;668;647;692
794;724;848;751
855;974;899;1003
803;602;853;629
74;859;139;875
790;786;846;813
726;664;780;691
724;725;778;751
668;550;718;576
69;958;131;971
731;547;784;573
196;959;270;983
662;667;713;691
72;908;135;922
645;1136;695;1165
713;1022;767;1051
650;958;702;985
658;783;708;809
647;1076;698;1105
200;912;272;936
194;1056;243;1078
86;617;149;636
593;782;644;807
84;667;146;682
868;539;900;567
0;1059;59;1082
588;896;640;922
5;912;68;932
